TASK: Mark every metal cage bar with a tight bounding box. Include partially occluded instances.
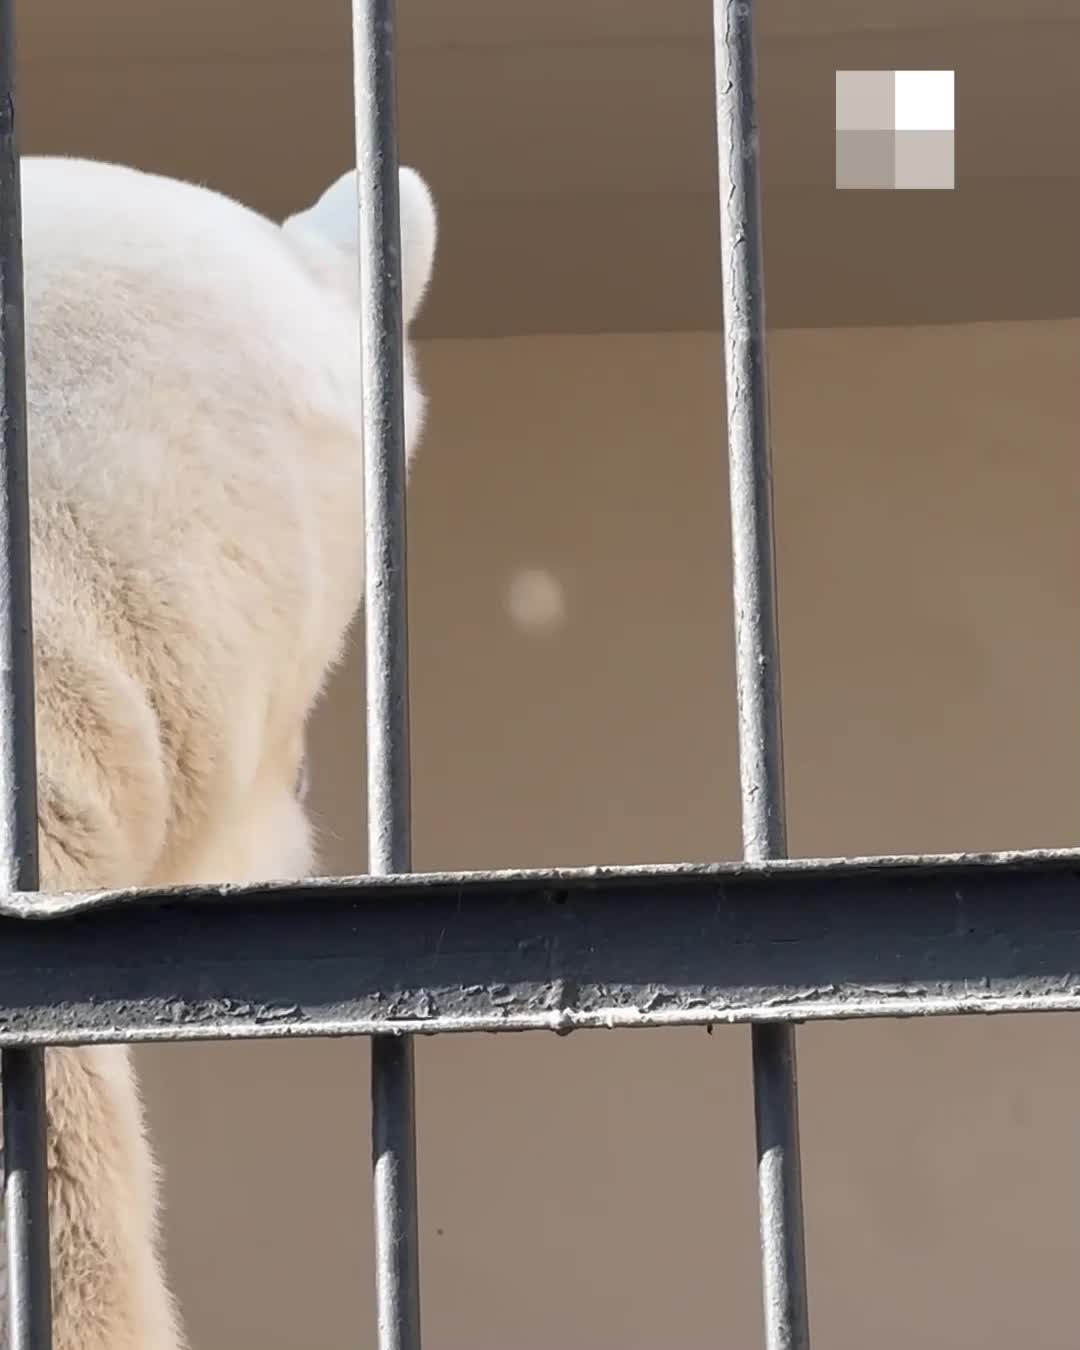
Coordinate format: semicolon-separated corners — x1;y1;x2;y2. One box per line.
713;2;810;1347
0;3;52;1348
3;847;1080;1041
351;2;423;1348
3;1053;50;1350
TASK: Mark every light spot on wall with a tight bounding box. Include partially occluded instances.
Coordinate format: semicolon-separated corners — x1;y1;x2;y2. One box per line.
504;568;566;635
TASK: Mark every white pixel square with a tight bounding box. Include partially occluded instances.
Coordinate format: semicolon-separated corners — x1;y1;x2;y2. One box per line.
894;70;954;132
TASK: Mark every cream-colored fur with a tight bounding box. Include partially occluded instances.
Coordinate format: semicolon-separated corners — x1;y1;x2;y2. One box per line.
7;155;437;1349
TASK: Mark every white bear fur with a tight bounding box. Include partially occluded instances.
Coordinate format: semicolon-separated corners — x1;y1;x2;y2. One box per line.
9;155;437;1350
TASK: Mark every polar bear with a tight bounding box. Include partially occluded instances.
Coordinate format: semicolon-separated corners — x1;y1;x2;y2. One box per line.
3;155;437;1350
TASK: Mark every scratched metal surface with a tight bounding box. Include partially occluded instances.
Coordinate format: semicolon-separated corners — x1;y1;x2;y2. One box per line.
0;849;1079;1044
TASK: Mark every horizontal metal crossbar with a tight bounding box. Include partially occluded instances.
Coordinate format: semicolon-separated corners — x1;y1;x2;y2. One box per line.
3;846;1080;1046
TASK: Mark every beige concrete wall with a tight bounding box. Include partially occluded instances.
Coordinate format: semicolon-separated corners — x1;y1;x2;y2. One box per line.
139;320;1080;1349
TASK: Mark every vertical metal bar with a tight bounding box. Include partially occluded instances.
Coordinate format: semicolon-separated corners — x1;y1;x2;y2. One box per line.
3;1054;50;1350
351;4;422;1350
0;4;51;1348
712;3;810;1349
750;1024;808;1350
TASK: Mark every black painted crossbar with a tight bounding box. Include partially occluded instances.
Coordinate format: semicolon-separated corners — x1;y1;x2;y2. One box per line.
1;848;1079;1045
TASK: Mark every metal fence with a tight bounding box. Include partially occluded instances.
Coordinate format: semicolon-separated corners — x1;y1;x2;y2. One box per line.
1;1;1079;1349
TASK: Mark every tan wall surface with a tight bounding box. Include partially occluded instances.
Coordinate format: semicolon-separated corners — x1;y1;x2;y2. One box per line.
139;320;1080;1349
21;2;1079;336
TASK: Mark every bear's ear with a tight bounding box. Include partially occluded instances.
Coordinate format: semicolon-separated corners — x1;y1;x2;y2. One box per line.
398;167;437;326
283;166;437;326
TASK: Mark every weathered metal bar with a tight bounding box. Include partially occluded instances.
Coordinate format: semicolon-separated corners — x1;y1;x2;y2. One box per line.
0;1;52;1345
712;1;810;1345
3;1052;50;1350
351;2;422;1348
0;850;1079;1043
